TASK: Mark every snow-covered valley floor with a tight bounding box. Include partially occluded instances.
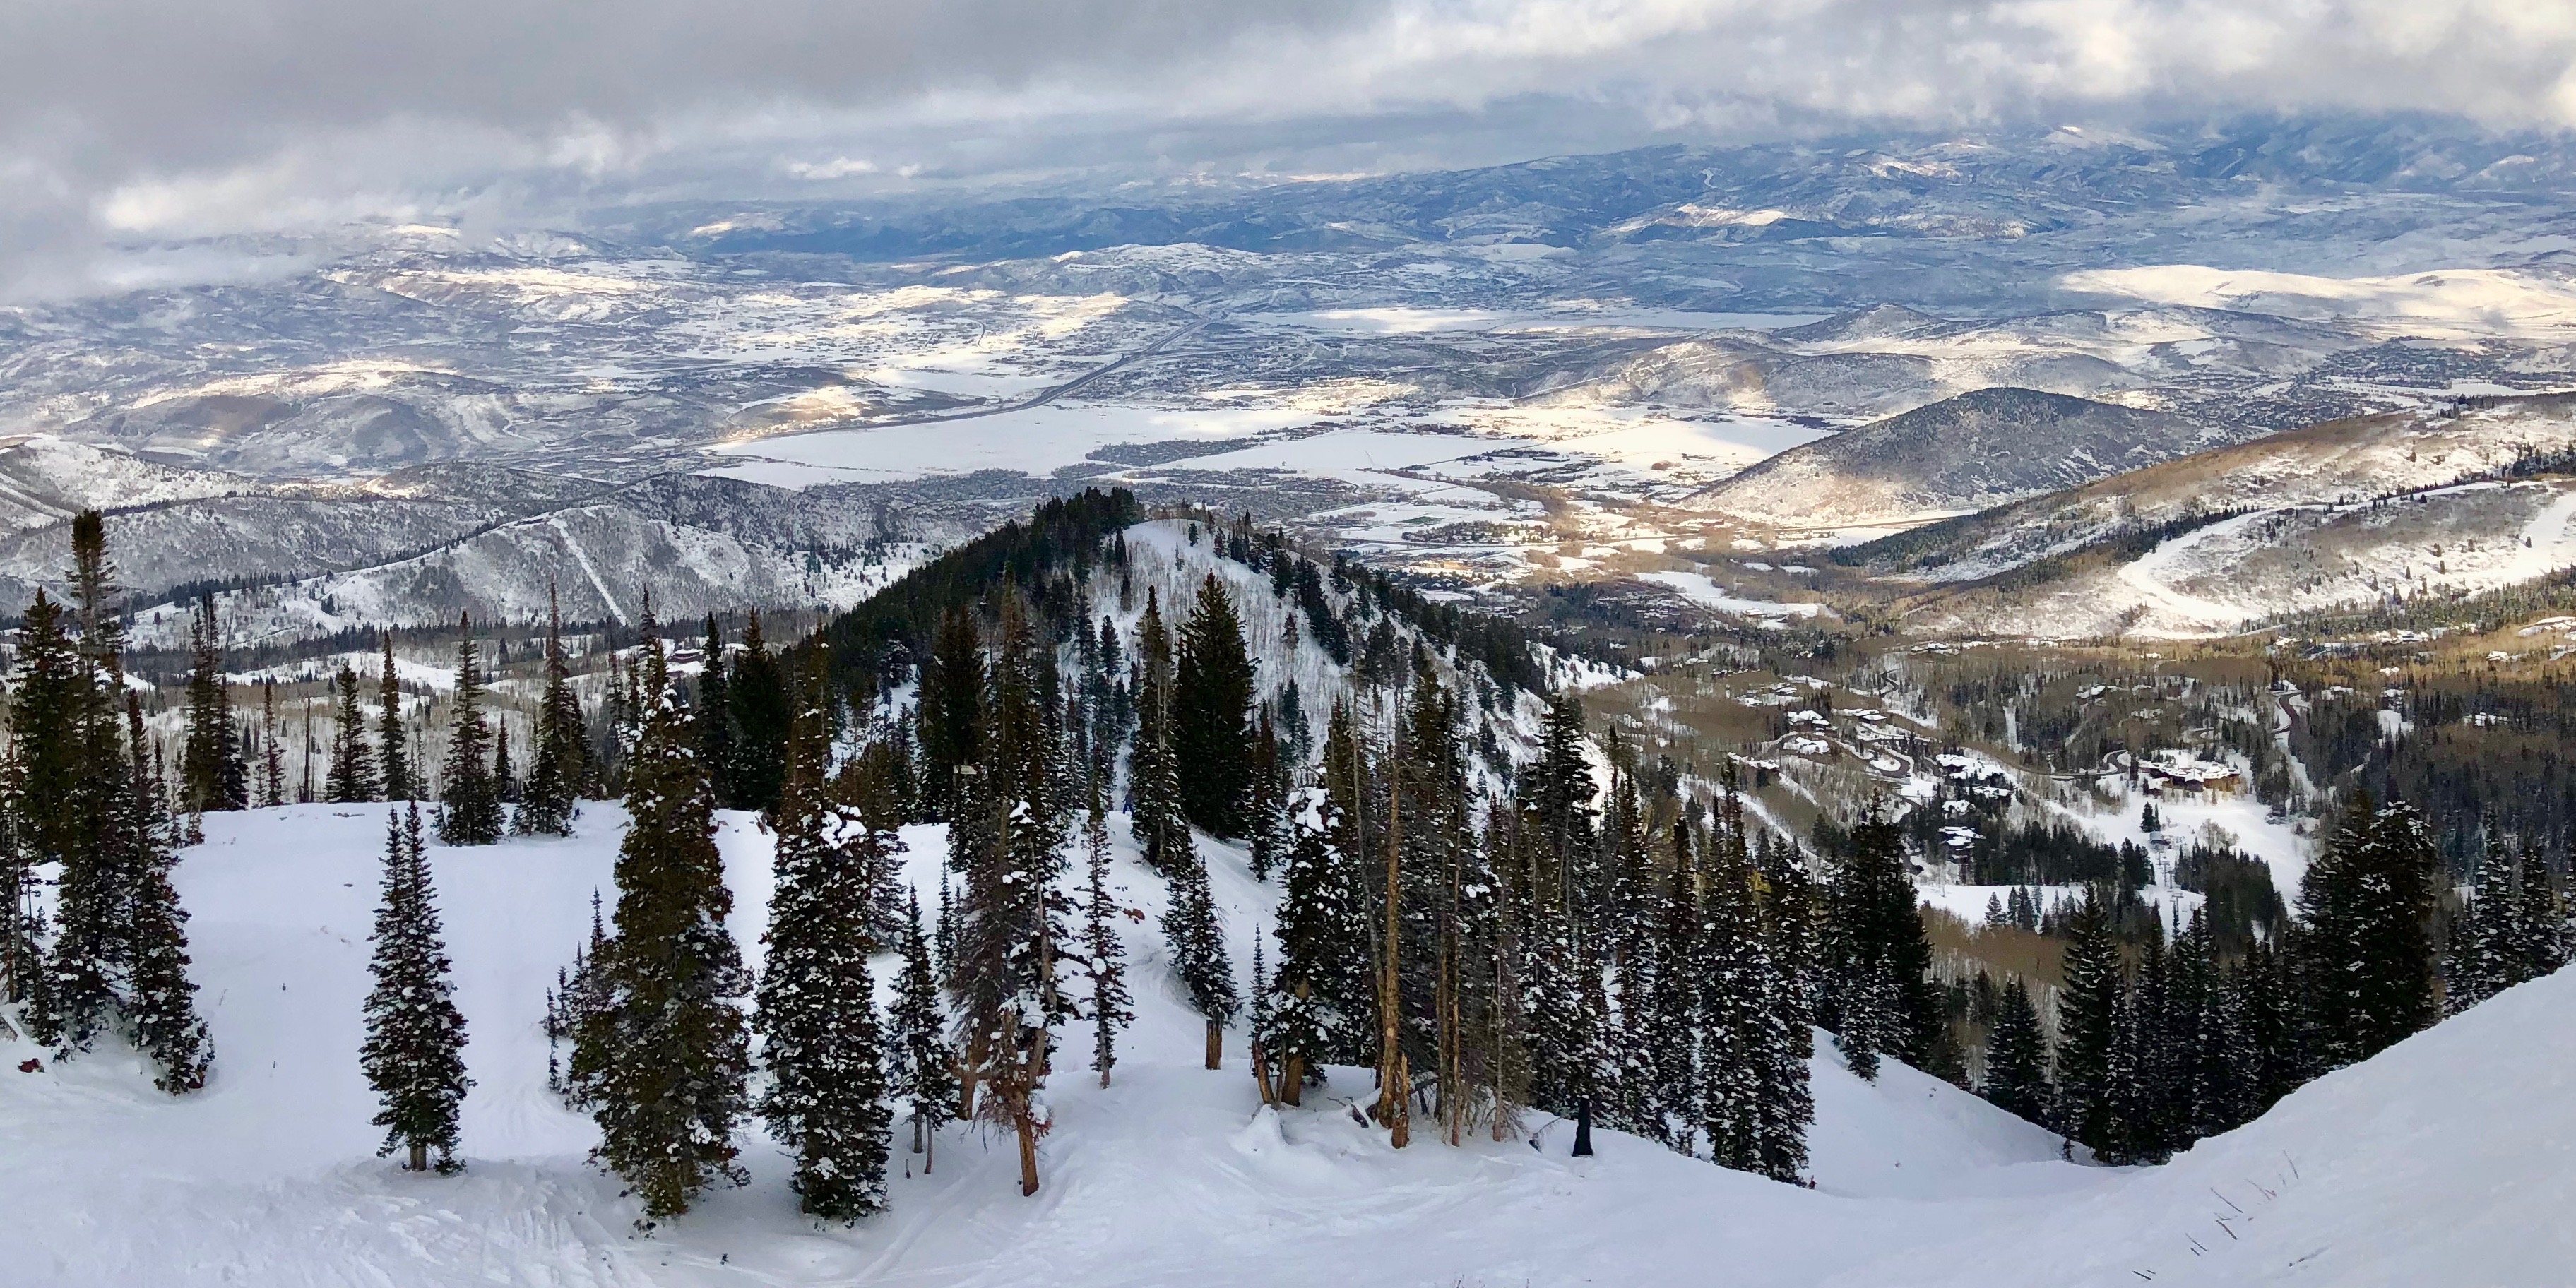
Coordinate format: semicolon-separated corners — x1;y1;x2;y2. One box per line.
2;804;2567;1287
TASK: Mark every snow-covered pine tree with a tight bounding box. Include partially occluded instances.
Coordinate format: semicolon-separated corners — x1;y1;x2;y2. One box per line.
1245;710;1289;881
888;888;956;1171
1174;574;1256;838
179;595;246;813
1127;589;1188;876
566;612;752;1222
2451;830;2525;1013
258;680;287;809
378;635;413;801
1161;833;1239;1071
5;592;80;1008
1980;974;2051;1125
326;663;380;804
124;693;213;1092
1696;797;1767;1171
517;589;589;836
437;614;504;845
1079;799;1132;1087
2299;796;2440;1069
756;652;891;1222
1642;816;1700;1147
948;592;1072;1195
1823;811;1921;1083
2053;888;2120;1150
361;803;470;1172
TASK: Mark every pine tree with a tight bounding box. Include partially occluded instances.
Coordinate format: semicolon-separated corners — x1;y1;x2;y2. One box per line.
2300;797;2440;1069
1245;710;1289;881
361;804;470;1171
887;888;956;1170
695;615;736;806
2054;889;2120;1150
518;590;588;835
1697;799;1769;1171
179;595;246;813
947;592;1071;1195
123;694;213;1093
258;681;287;808
756;653;891;1222
566;613;752;1222
1162;835;1239;1071
1079;800;1133;1087
915;605;984;821
1127;589;1188;875
1980;975;2051;1124
326;663;380;804
1823;811;1928;1083
378;635;414;801
437;614;504;846
728;613;792;816
1173;575;1256;837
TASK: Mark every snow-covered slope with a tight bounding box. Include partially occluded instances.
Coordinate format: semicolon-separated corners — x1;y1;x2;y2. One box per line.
0;803;2073;1287
3;798;2565;1286
1846;965;2576;1288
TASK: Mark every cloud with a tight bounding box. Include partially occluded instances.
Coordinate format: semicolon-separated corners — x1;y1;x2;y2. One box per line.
2;0;2573;296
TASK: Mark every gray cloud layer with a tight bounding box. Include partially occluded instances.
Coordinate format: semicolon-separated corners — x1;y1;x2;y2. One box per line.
4;1;2575;295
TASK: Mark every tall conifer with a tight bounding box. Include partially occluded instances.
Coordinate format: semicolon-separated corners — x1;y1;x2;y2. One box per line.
437;614;504;845
361;804;470;1171
756;654;891;1221
566;612;752;1222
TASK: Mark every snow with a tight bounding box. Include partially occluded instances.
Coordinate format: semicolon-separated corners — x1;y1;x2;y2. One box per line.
701;404;1325;488
1634;570;1827;619
2;797;2565;1284
2061;263;2576;339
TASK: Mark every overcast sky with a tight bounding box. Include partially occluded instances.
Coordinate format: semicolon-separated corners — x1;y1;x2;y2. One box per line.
4;0;2575;297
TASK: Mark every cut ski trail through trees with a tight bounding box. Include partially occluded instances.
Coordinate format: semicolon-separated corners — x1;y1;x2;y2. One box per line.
1;804;2568;1287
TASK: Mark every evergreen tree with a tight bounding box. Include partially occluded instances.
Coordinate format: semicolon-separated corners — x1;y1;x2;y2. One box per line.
946;592;1071;1195
437;614;504;846
2300;797;2440;1069
179;595;246;813
728;613;793;816
696;615;736;806
1127;589;1188;874
1697;799;1769;1171
1245;711;1289;881
887;888;956;1170
915;605;984;821
1981;975;2051;1124
756;653;891;1222
1173;575;1256;837
1162;833;1238;1070
378;636;413;801
1823;811;1932;1082
326;663;380;804
566;613;753;1222
258;681;287;809
121;694;213;1093
1079;799;1133;1087
518;590;589;835
2054;889;2121;1150
360;804;470;1172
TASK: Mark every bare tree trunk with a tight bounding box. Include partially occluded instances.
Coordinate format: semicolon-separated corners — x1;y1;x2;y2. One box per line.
408;1140;427;1172
1016;1108;1041;1196
1204;1017;1223;1070
913;1108;925;1155
1279;1051;1305;1107
1251;1038;1275;1105
925;1119;937;1175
